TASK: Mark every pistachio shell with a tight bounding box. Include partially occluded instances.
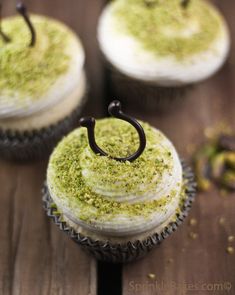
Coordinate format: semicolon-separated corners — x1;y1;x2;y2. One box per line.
194;144;216;191
225;152;235;169
221;170;235;190
211;153;225;180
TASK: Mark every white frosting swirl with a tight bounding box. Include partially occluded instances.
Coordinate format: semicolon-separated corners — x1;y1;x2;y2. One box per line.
80;128;182;204
97;2;230;86
0;15;85;119
48;123;184;237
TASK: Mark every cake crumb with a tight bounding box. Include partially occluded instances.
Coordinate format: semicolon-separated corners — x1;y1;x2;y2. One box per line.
219;217;226;225
189;218;197;226
167;258;174;264
189;232;198;240
148;273;156;280
228;235;234;243
226;246;234;254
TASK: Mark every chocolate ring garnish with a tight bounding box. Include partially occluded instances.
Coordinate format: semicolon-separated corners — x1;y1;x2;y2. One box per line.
80;100;146;162
16;2;36;47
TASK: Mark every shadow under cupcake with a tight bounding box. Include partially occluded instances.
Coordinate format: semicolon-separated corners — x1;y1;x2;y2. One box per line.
43;100;197;263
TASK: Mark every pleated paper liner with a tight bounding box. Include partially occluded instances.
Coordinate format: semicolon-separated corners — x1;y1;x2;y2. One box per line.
0;94;87;161
42;160;197;263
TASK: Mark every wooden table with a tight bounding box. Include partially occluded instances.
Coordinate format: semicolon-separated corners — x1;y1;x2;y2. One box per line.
0;0;234;294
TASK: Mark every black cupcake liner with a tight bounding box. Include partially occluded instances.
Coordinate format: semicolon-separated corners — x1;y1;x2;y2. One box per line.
109;67;193;112
0;96;87;161
42;160;197;263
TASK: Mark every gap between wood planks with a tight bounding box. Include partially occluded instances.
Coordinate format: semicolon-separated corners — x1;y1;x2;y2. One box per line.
98;262;123;295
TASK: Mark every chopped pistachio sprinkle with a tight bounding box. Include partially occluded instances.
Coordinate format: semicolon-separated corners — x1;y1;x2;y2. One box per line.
113;0;222;60
219;217;226;225
189;231;198;240
148;273;156;280
47;118;185;223
228;235;234;243
0;15;70;101
167;258;174;264
226;246;234;255
189;218;197;226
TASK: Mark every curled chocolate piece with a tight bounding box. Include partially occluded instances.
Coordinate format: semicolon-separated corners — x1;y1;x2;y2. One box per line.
80;100;146;162
16;2;36;47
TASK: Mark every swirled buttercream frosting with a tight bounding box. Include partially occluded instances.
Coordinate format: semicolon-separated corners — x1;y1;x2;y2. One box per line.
47;118;185;237
97;0;230;85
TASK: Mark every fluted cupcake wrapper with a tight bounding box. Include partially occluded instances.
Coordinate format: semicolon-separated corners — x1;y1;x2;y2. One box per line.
103;58;193;113
0;95;87;161
110;68;192;111
42;160;197;263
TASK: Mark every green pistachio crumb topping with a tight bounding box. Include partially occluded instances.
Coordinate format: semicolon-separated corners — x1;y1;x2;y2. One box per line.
0;15;70;101
47;118;184;223
112;0;222;59
80;119;173;196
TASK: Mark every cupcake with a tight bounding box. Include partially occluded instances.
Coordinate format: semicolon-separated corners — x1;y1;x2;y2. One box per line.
97;0;230;110
43;100;196;263
0;4;86;160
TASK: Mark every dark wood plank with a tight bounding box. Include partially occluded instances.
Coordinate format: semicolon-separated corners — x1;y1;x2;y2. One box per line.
123;84;235;295
0;160;97;295
0;0;106;294
123;1;235;294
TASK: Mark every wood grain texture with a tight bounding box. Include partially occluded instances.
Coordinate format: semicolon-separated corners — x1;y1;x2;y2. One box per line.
0;0;104;294
0;160;97;295
122;1;235;294
1;0;235;294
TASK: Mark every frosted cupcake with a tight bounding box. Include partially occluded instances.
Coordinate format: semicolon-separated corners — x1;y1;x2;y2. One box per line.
0;4;86;160
97;0;230;110
43;100;196;263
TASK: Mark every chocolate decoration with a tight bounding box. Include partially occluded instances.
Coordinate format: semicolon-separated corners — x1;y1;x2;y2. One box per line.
0;3;11;42
80;100;146;162
16;2;36;47
181;0;190;9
